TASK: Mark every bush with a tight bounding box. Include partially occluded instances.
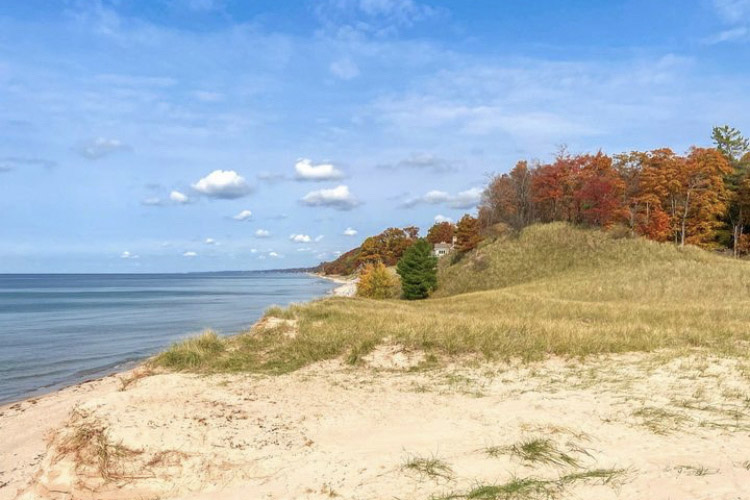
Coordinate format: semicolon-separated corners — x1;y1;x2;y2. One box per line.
396;239;438;300
357;261;399;299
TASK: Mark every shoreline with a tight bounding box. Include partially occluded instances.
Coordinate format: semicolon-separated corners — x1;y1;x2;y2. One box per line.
308;271;357;297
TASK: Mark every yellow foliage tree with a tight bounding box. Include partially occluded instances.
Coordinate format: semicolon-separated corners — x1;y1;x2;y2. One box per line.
356;261;399;299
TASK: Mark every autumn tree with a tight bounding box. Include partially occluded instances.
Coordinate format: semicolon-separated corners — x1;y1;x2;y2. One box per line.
396;239;437;300
574;152;625;227
455;214;481;253
653;148;732;247
479;161;533;230
426;221;455;244
356;261;399;299
614;152;671;241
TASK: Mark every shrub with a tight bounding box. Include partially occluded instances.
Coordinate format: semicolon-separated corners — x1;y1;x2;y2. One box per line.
396;239;438;300
357;261;399;299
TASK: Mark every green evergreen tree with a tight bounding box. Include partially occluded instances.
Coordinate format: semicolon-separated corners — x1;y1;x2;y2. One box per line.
396;238;437;300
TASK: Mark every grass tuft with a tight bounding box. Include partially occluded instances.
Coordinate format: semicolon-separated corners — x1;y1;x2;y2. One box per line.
402;454;454;481
486;438;581;467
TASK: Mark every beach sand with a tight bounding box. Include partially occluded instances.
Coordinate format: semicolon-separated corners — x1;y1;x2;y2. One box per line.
3;347;750;500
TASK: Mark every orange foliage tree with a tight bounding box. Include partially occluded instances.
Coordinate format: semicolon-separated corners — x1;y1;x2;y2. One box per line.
426;221;455;244
455;214;481;253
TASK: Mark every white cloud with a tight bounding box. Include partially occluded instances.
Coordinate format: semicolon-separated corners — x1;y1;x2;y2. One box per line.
255;229;270;238
205;238;217;245
330;57;360;80
268;251;281;258
183;251;197;257
434;214;453;223
232;209;253;221
77;137;130;159
423;190;451;204
169;190;189;204
315;235;325;242
301;185;359;210
343;227;358;236
449;187;483;209
290;233;312;243
402;187;482;209
192;170;252;199
294;158;344;181
120;250;139;259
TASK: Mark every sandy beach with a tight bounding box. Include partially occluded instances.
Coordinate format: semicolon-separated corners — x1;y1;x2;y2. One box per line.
312;273;357;297
3;346;750;500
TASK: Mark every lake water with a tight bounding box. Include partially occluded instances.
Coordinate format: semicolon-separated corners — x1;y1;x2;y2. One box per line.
0;272;335;404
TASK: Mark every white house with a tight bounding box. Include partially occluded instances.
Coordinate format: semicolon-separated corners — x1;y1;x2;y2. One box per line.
433;236;457;257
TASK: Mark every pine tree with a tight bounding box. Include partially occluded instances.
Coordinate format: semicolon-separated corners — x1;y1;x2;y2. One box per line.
396;239;437;300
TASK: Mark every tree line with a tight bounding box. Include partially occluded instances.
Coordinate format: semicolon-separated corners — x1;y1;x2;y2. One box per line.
478;126;750;255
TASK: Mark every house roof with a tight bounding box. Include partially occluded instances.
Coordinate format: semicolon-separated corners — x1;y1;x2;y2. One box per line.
434;242;452;249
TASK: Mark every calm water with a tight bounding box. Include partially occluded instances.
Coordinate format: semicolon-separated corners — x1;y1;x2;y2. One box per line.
0;272;335;404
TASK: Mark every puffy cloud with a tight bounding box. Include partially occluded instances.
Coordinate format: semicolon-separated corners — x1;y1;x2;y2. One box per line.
301;185;359;210
434;214;453;223
449;187;483;209
290;233;312;243
192;170;252;199
120;250;138;259
330;57;360;80
183;251;198;257
402;187;482;209
268;251;281;258
295;158;344;181
343;227;358;236
255;229;270;238
232;209;253;221
205;238;217;245
169;190;189;204
77;138;130;159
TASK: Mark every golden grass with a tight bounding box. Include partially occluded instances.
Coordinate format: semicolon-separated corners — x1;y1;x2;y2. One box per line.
153;224;750;374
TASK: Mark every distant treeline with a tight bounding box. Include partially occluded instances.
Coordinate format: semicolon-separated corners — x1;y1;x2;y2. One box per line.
317;126;750;275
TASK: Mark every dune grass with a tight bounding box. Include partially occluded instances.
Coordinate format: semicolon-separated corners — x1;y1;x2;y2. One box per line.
152;223;750;374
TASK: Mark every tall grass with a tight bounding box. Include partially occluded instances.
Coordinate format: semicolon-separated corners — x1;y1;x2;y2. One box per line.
153;224;750;374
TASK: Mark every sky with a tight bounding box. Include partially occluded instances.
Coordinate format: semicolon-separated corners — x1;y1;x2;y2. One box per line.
1;0;749;273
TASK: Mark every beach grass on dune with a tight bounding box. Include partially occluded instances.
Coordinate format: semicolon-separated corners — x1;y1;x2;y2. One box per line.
152;223;750;374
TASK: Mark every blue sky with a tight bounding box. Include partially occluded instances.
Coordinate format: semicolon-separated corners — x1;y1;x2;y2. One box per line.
1;0;749;272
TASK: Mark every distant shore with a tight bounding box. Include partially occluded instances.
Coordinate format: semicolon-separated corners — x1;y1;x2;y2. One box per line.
309;272;357;297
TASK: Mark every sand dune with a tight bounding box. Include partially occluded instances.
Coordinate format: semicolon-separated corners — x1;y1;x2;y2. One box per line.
3;349;750;500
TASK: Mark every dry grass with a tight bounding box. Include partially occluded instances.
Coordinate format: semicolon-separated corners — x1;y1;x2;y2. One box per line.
152;224;750;374
55;410;143;481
